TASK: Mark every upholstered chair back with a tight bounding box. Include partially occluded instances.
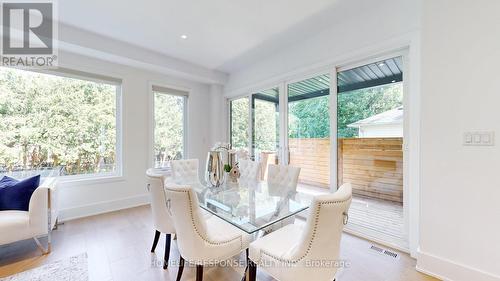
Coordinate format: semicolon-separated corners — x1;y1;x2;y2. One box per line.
164;185;209;261
171;159;199;185
239;159;261;181
165;185;250;264
293;183;352;280
146;169;175;234
267;164;301;193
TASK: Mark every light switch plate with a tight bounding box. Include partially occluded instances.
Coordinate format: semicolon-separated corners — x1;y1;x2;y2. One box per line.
463;131;495;146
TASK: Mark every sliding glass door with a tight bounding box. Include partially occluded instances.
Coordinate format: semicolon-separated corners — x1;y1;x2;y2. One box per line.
229;97;250;150
228;54;408;250
337;56;407;249
251;88;280;179
286;74;331;190
229;88;281;179
336;57;404;201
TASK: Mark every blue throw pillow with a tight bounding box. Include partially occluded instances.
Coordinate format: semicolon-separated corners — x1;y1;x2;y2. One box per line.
0;175;41;211
0;176;19;188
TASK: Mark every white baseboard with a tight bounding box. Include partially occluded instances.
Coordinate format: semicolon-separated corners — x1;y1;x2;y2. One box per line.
416;250;500;281
58;194;149;222
343;228;409;254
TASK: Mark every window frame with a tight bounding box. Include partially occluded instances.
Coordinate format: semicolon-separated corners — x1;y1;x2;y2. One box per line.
149;83;189;169
0;66;123;182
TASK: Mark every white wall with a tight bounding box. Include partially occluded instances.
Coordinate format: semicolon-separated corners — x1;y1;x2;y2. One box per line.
225;0;419;95
56;50;213;221
416;1;500;280
208;84;226;146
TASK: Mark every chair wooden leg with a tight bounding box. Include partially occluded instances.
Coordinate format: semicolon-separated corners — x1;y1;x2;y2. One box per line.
196;265;203;281
241;249;249;281
247;260;256;281
163;234;171;269
176;256;185;281
151;230;160;252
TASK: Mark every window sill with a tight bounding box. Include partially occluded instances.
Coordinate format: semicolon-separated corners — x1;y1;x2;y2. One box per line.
56;173;125;186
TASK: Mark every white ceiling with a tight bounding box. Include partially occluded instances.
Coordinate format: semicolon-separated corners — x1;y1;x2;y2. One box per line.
58;0;343;73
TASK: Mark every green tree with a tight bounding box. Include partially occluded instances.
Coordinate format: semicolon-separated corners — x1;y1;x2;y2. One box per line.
253;99;278;151
230;98;249;149
154;93;184;166
337;83;403;138
0;68;116;175
289;95;330;138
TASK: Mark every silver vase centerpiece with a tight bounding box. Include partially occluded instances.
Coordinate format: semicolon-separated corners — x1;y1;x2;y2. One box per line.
205;150;226;187
206;142;241;187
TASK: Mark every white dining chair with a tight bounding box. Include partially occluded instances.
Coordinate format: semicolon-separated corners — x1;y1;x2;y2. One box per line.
247;183;352;281
146;169;176;269
171;159;199;185
164;184;252;281
239;159;261;181
264;164;301;231
267;164;301;193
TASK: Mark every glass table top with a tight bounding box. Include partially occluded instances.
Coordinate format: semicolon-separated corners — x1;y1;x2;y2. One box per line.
191;179;311;234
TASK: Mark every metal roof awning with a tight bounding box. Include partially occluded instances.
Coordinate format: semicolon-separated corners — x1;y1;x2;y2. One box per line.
338;56;403;93
252;87;279;103
287;74;330;102
252;56;403;103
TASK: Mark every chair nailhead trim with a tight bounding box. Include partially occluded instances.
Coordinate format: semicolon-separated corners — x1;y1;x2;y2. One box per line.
260;197;351;264
166;187;243;248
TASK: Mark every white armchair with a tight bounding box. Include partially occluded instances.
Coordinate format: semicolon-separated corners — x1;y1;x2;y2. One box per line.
146;169;175;269
248;183;352;281
239;159;261;181
171;159;199;185
0;177;59;254
164;184;251;281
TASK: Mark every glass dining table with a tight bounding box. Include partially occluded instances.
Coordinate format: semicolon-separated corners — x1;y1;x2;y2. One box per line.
190;179;311;234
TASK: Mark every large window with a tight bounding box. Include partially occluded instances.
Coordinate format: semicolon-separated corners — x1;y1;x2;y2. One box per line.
0;67;120;178
153;86;187;168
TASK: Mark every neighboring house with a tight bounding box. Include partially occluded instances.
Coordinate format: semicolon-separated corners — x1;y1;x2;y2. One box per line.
348;106;403;138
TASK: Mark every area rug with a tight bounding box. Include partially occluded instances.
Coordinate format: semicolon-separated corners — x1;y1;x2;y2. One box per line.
0;253;88;281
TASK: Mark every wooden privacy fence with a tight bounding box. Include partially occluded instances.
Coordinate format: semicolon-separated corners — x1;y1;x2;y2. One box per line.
289;137;403;203
338;138;403;203
289;138;330;188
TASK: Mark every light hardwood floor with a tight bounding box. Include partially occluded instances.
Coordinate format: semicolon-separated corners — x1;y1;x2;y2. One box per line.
0;205;437;281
